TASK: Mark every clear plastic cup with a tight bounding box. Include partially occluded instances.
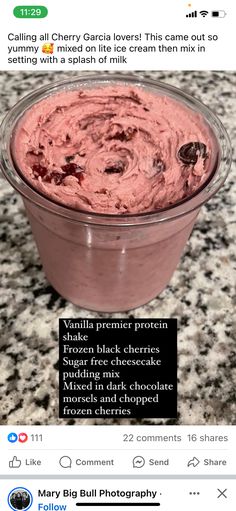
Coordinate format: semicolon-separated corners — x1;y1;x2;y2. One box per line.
0;75;231;312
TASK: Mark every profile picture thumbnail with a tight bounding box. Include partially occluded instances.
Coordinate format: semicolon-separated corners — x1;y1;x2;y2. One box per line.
8;487;33;510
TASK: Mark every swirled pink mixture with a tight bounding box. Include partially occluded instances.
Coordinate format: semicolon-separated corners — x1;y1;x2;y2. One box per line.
12;84;215;214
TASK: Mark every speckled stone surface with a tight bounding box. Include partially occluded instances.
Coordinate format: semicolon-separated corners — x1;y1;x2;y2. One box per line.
0;71;236;426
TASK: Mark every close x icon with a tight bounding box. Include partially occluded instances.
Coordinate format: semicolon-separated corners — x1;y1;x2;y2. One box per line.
217;488;228;499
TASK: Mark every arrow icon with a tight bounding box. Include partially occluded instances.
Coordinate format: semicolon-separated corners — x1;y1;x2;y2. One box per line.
187;457;200;468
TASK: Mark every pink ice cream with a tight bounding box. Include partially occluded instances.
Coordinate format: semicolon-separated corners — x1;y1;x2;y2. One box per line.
4;79;222;311
12;85;214;214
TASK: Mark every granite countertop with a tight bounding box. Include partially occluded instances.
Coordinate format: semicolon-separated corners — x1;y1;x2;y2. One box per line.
0;70;236;426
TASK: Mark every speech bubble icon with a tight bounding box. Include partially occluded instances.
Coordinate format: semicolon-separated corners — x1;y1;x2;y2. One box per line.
59;456;72;468
133;456;145;468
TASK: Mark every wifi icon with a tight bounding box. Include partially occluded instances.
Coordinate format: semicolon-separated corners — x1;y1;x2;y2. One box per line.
200;10;209;17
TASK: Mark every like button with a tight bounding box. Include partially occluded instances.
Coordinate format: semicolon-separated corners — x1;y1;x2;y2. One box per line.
9;456;21;468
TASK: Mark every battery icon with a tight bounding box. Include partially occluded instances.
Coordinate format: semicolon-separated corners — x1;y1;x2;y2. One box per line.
211;10;227;17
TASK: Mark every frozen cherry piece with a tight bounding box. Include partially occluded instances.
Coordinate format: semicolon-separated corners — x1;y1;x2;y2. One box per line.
178;142;207;165
32;164;48;178
61;163;84;184
61;163;79;174
153;157;166;173
73;172;85;184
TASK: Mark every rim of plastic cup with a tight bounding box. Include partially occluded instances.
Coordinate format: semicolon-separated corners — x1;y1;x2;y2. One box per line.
0;73;232;227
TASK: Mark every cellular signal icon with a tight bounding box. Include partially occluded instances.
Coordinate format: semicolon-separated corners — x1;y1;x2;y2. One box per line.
186;10;197;17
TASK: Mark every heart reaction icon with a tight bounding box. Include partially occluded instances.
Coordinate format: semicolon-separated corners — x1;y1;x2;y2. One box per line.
18;432;28;443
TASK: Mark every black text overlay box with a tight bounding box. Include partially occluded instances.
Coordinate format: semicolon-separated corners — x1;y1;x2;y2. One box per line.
59;318;177;419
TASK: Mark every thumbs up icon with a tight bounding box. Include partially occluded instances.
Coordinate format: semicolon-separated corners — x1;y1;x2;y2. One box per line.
9;456;21;468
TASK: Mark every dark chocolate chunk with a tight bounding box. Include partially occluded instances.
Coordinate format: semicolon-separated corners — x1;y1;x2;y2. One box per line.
178;142;207;165
104;161;125;174
153;157;166;173
65;155;75;163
